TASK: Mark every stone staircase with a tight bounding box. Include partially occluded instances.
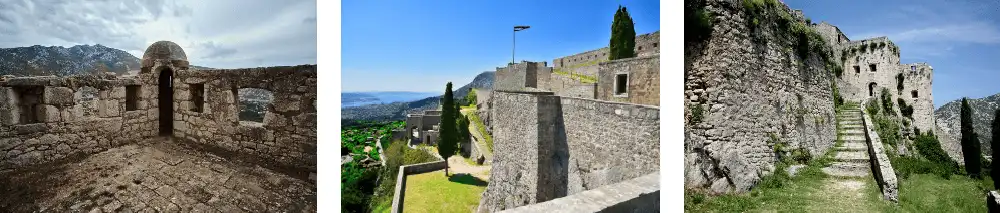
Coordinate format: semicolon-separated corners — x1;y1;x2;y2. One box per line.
822;107;873;178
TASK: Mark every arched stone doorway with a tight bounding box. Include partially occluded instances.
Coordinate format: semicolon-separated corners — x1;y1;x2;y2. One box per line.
159;68;174;136
868;82;878;97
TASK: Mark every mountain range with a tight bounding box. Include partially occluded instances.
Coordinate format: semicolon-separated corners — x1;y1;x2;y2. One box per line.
341;71;494;121
934;93;1000;162
0;44;213;77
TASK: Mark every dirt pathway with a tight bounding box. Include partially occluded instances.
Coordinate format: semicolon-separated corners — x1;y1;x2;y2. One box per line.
446;156;490;180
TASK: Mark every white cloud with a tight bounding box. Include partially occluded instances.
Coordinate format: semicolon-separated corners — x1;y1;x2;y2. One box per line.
0;0;316;69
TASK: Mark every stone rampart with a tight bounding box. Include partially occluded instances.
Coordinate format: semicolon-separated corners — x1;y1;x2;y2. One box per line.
0;74;156;170
900;63;934;134
861;102;899;202
478;91;659;212
553;31;659;69
390;160;448;213
170;65;317;175
546;74;596;99
597;54;659;106
684;0;837;194
498;172;659;213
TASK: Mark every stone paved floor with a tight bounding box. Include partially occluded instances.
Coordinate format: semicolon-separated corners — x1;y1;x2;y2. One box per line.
0;138;316;212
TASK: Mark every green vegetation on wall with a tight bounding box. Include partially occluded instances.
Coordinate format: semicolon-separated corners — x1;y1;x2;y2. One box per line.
686;0;715;43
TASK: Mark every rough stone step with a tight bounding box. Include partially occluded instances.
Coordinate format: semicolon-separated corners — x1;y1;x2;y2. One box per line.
828;161;870;171
835;143;868;151
839;124;864;128
841;138;867;143
839;129;865;134
834;151;871;163
837;117;862;121
822;164;871;178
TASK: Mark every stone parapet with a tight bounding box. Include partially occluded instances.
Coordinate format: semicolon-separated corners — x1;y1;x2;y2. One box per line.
391;160;447;213
499;172;659;213
861;102;899;202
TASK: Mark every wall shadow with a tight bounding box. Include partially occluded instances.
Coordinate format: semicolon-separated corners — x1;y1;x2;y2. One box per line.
448;173;488;187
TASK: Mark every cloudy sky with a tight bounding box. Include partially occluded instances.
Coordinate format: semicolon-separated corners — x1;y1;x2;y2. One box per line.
786;0;1000;107
0;0;316;69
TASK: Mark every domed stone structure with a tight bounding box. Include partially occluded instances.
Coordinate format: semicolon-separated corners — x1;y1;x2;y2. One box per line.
140;41;189;71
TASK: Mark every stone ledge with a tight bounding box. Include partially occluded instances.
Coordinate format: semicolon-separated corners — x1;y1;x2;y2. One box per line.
391;160;447;213
498;172;659;213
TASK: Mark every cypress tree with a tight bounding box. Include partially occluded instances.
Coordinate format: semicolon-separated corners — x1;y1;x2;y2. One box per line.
437;82;458;176
992;109;1000;187
610;5;636;60
960;97;983;178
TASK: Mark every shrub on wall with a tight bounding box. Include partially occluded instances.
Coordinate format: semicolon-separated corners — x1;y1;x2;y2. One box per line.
690;104;705;124
685;0;715;43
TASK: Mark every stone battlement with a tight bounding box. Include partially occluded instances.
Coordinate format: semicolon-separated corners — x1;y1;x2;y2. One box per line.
0;41;317;179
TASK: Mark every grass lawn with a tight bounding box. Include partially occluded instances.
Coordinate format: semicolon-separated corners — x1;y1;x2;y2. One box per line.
686;165;995;212
403;171;487;213
894;173;992;212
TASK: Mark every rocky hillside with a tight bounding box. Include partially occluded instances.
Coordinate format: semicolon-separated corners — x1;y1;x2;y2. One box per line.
0;44;140;76
341;71;494;121
934;94;1000;162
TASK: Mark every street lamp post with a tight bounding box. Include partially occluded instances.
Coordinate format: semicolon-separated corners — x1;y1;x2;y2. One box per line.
513;25;530;65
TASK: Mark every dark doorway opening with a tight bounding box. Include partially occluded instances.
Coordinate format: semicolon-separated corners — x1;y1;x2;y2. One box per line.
868;82;877;97
159;68;174;136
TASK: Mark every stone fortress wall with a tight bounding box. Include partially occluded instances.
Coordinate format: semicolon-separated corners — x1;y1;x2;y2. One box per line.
684;0;935;194
477;29;661;212
169;65;318;173
684;0;838;194
597;55;659;106
552;31;660;69
477;90;659;212
0;75;156;170
0;41;317;178
812;23;935;133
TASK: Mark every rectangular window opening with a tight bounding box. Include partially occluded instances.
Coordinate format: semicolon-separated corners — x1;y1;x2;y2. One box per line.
191;83;205;113
614;74;628;96
869;64;877;72
853;65;860;73
912;90;918;98
125;85;139;111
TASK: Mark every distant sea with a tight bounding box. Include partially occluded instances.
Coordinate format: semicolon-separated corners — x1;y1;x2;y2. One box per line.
342;91;439;108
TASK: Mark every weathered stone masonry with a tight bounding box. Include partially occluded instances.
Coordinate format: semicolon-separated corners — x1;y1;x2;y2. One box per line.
478;91;659;212
0;41;317;176
684;0;837;194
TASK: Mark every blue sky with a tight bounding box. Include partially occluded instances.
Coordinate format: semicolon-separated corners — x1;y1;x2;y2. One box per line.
342;0;659;93
784;0;1000;108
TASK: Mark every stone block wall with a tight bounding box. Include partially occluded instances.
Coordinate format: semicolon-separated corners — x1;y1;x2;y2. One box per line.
837;37;901;104
552;31;659;68
597;54;660;106
479;91;660;212
546;74;596;99
169;65;317;173
684;0;837;194
0;75;157;170
478;91;552;212
900;63;934;134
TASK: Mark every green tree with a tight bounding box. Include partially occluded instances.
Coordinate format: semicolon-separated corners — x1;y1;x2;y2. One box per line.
437;82;459;176
609;5;636;60
992;109;1000;188
960;97;983;178
465;89;478;106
